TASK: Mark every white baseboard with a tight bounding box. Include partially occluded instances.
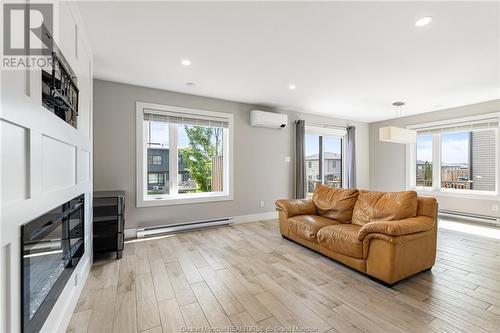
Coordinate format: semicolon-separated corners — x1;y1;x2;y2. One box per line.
124;211;279;239
230;211;279;224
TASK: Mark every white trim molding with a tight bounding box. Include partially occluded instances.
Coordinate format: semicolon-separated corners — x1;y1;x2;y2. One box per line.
230;211;279;224
135;102;234;208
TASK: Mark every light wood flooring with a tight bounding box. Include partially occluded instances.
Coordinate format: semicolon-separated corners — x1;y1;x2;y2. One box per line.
67;219;500;333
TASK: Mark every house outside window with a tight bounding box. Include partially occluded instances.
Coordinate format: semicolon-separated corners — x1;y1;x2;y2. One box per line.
136;102;233;207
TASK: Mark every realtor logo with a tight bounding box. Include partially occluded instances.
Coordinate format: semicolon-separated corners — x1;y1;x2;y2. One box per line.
3;3;53;56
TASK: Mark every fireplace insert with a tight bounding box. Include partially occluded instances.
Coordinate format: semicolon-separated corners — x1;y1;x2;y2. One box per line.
21;195;85;333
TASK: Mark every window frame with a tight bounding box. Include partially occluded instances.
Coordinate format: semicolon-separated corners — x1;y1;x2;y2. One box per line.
136;102;234;207
304;125;347;194
406;113;500;199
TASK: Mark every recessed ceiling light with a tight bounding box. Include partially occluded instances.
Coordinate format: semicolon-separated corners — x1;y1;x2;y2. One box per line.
181;59;191;66
186;82;196;87
288;84;296;90
415;16;432;27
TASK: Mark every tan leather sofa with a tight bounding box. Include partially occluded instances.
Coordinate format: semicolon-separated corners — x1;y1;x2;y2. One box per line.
275;185;438;285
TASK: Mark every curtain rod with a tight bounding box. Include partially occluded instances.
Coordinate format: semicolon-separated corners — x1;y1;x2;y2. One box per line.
304;121;350;130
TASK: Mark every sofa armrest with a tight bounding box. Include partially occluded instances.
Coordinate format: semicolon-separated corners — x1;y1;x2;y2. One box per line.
357;216;435;241
275;199;317;218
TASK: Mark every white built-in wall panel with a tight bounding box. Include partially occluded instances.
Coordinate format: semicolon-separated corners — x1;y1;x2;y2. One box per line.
41;135;77;192
0;1;94;332
79;90;91;138
1;121;29;205
78;149;91;183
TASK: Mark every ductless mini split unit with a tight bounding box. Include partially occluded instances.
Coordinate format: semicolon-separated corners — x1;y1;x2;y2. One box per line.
250;110;288;129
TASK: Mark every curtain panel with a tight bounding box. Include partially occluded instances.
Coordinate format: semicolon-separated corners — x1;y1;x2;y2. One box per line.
295;120;306;199
346;126;356;188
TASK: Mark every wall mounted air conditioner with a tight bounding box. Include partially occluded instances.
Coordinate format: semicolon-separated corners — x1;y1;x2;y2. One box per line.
250;110;288;129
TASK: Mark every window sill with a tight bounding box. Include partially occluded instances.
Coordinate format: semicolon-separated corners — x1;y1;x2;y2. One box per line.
137;192;233;207
413;188;499;201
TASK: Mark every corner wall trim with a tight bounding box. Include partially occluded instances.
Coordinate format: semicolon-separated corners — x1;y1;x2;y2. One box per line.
123;211;279;239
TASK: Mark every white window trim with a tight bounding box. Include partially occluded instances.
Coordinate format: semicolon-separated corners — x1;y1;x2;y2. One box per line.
405;112;500;199
136;102;234;207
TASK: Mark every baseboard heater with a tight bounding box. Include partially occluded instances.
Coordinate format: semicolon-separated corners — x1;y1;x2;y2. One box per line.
136;218;231;238
439;209;500;225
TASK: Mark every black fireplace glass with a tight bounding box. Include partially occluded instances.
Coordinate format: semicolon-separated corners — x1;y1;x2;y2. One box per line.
21;195;85;333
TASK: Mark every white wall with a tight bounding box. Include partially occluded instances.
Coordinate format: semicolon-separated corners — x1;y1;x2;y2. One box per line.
0;1;93;332
369;99;500;219
93;79;369;231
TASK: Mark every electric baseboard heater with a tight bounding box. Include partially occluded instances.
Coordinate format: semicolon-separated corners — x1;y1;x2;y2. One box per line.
439;210;500;225
136;218;231;238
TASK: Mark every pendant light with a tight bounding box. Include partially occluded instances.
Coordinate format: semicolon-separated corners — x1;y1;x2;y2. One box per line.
379;101;417;144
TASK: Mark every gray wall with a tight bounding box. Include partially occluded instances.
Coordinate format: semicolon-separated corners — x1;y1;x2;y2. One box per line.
369;99;500;218
93;79;369;229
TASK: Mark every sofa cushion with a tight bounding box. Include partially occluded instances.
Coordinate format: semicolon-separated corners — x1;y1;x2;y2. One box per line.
317;224;363;258
352;190;418;226
312;185;359;223
288;215;340;242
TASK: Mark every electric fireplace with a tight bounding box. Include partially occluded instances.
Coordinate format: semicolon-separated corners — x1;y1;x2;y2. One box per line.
21;195;85;333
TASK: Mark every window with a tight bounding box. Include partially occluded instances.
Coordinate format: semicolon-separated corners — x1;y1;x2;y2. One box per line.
416;135;433;187
408;114;498;195
305;125;345;196
136;103;233;206
148;173;165;185
152;155;163;165
148;173;158;184
441;130;496;191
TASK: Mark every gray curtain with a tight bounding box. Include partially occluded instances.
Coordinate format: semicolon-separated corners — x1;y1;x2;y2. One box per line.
346;126;356;188
295;120;306;198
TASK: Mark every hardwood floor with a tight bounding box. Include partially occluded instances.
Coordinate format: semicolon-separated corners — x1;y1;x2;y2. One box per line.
67;219;500;333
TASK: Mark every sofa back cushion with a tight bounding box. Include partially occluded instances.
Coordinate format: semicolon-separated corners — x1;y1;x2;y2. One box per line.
352;190;418;226
312;185;359;223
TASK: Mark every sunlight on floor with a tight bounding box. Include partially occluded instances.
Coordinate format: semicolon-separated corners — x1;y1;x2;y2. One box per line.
439;219;500;240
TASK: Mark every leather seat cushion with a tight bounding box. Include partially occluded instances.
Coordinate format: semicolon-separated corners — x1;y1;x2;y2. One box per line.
352;190;418;226
317;224;363;258
288;215;340;242
312;185;359;223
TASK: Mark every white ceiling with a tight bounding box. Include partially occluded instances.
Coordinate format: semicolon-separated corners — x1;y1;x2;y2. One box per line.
77;1;500;123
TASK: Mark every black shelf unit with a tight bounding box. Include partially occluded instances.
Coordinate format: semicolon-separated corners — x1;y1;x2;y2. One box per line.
42;50;79;128
93;191;125;259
